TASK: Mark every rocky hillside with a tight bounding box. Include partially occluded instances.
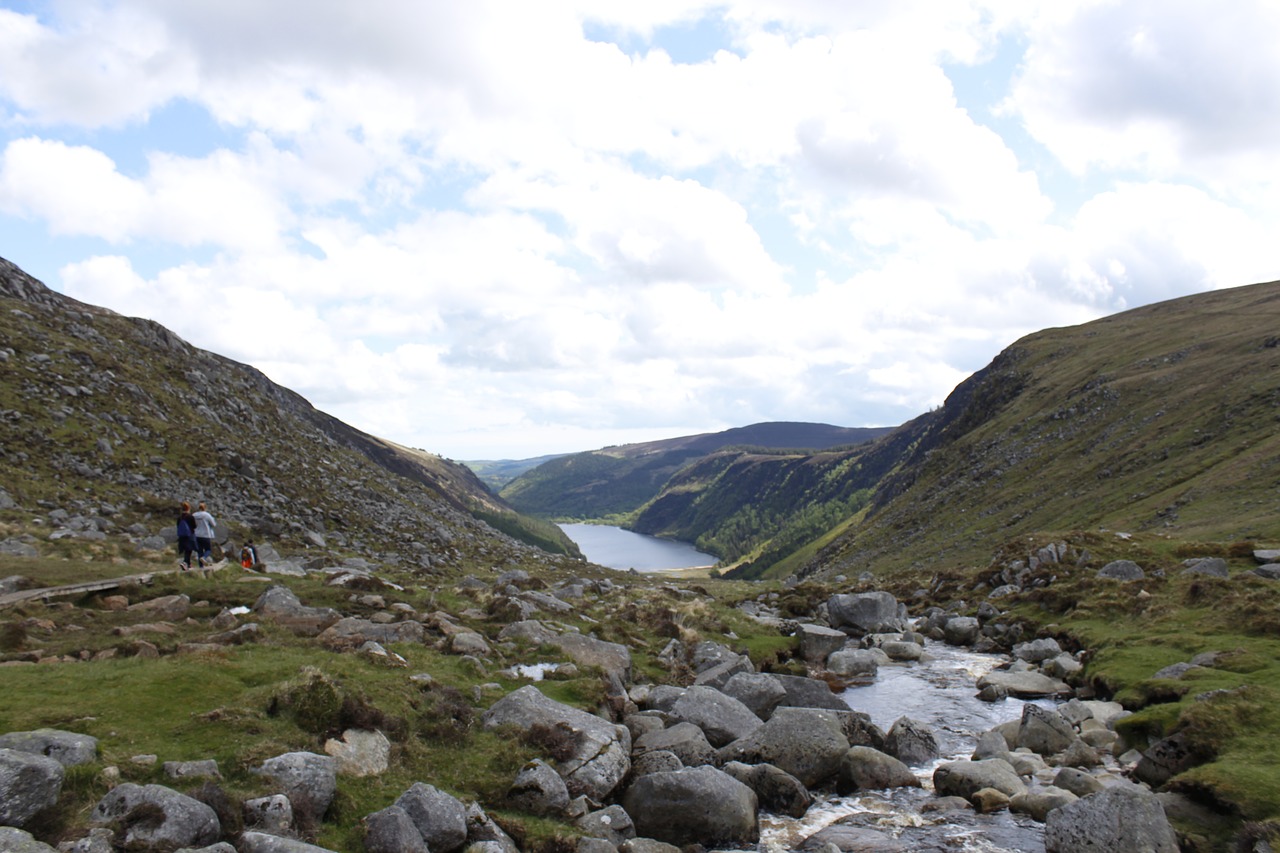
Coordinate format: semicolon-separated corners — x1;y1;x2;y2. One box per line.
499;422;892;521
0;256;580;567
797;278;1280;579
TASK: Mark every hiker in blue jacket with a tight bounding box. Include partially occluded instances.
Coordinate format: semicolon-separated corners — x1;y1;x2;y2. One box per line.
176;501;197;570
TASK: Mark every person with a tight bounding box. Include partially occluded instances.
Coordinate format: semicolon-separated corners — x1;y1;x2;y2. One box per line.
176;501;197;570
240;541;258;570
192;501;216;568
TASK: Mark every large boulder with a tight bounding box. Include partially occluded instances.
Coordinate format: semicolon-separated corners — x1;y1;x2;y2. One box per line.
253;752;337;824
0;828;58;852
667;686;763;747
721;673;787;721
238;832;339;852
252;586;341;636
549;633;632;680
933;759;1027;801
1043;783;1178;852
89;783;220;850
838;746;920;793
826;592;905;635
318;617;424;649
1097;560;1145;581
800;823;905;852
1016;705;1078;756
883;717;939;766
717;707;850;788
975;669;1069;698
0;729;98;766
0;748;64;828
826;649;879;679
634;722;717;767
1010;787;1079;822
621;766;758;848
482;685;631;800
770;674;850;711
719;761;812;818
507;759;570;816
394;783;468;853
942;617;981;646
796;624;848;664
692;654;755;690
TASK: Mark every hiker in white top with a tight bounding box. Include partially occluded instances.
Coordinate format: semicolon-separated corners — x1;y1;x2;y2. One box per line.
193;502;217;568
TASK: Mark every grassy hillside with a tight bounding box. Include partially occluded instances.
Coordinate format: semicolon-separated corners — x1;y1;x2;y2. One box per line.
499;422;892;521
461;454;570;492
799;279;1280;579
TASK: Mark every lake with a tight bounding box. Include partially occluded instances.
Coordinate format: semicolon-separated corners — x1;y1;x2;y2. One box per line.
557;523;717;572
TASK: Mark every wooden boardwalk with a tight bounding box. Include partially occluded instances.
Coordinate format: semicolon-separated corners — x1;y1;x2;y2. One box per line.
0;561;229;609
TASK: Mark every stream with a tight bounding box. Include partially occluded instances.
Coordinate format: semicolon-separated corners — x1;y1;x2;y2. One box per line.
755;641;1058;852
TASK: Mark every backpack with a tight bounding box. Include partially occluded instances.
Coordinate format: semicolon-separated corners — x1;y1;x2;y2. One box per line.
240;545;256;568
176;517;192;538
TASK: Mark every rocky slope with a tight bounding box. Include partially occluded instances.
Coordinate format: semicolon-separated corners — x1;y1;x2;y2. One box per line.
0;256;579;568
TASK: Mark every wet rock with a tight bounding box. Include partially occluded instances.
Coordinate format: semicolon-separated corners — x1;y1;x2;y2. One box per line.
717;707;850;788
971;787;1011;813
800;821;905;851
1010;786;1078;822
720;761;811;818
883;717;939;766
621;766;758;848
838;746;920;793
1043;783;1178;852
933;759;1027;801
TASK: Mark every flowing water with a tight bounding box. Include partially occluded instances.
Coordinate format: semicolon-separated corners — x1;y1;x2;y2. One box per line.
754;641;1056;852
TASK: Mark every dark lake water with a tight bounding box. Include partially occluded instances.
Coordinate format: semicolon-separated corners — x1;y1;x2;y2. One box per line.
558;523;717;572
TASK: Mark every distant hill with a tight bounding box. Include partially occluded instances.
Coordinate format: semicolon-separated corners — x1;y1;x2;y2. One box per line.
463;454;570;492
498;422;894;521
0;256;581;563
789;278;1280;579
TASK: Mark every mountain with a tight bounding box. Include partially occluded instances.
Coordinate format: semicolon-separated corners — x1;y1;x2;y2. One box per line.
498;422;893;521
791;278;1280;579
462;454;570;492
0;256;581;564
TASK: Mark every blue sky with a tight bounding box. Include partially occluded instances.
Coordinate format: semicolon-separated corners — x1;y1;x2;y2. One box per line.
2;1;1278;459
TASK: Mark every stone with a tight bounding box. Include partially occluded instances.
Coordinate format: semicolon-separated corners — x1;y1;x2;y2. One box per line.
0;729;98;767
691;654;754;690
243;794;293;834
943;617;981;646
508;759;570;816
577;804;636;845
631;750;684;777
880;640;924;662
838;746;920;793
237;832;339;852
1052;768;1105;798
770;674;850;712
127;593;190;621
0;748;64;827
89;783;220;850
394;783;468;853
826;591;905;635
1181;557;1229;578
717;707;850;788
933;759;1026;801
1134;732;1199;788
796;623;848;664
826;648;879;679
621;766;758;848
164;759;221;780
883;717;939;766
800;822;904;851
363;805;428;853
1043;783;1178;852
1012;638;1063;663
721;672;787;721
1016;705;1077;756
634;723;716;767
0;827;58;852
252;586;341;636
1010;786;1079;822
253;752;337;823
1097;560;1144;581
719;761;812;818
975;669;1068;698
971;787;1011;813
482;685;632;800
323;729;390;777
667;685;763;747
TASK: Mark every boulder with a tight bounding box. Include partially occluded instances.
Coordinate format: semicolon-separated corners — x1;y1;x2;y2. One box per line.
1043;783;1178;852
838;746;920;793
770;674;850;712
243;794;293;834
508;759;570;816
0;729;98;766
0;748;64;828
618;840;681;853
463;801;520;853
394;783;468;853
1053;768;1105;798
1181;557;1229;578
252;586;341;636
942;617;981;646
323;729;390;777
826;592;904;635
717;707;850;788
363;805;428;853
880;640;924;662
237;832;339;852
1097;560;1144;581
621;766;758;848
89;783;220;850
549;634;632;680
1010;786;1079;822
719;761;812;818
826;648;879;679
933;759;1027;801
975;669;1068;698
799;822;905;852
482;685;631;800
634;723;716;767
1012;638;1063;663
796;624;848;664
883;717;939;766
1134;732;1199;788
721;672;787;721
691;654;754;690
667;686;763;747
127;593;190;621
1016;705;1077;756
318;617;424;649
577;804;635;845
254;752;337;823
0;828;57;853
631;750;685;777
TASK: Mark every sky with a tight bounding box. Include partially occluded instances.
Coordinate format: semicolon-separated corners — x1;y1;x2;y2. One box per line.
2;1;1279;460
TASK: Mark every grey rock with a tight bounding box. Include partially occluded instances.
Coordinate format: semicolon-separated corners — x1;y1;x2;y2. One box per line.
838;746;920;792
618;839;682;853
883;717;939;766
394;782;468;853
976;669;1068;698
943;616;981;646
717;707;850;788
796;624;848;664
1043;783;1178;852
1253;549;1280;564
1010;786;1078;822
254;752;337;823
1134;732;1199;788
691;654;754;690
880;640;924;662
826;648;879;679
667;686;763;747
89;783;220;850
463;801;520;853
252;586;341;636
243;794;293;834
318;617;425;648
1012;638;1063;663
482;685;631;800
577;804;636;845
719;761;811;818
1052;768;1105;798
630;750;684;777
621;766;758;848
237;832;338;852
164;759;221;780
799;823;904;852
0;827;57;852
1017;705;1077;756
1098;560;1144;581
933;759;1027;800
363;805;428;853
323;729;391;777
508;759;570;816
548;633;632;681
826;592;904;635
721;672;787;721
1152;661;1202;680
0;729;98;767
0;748;64;828
634;723;716;767
770;674;850;712
1181;557;1229;578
